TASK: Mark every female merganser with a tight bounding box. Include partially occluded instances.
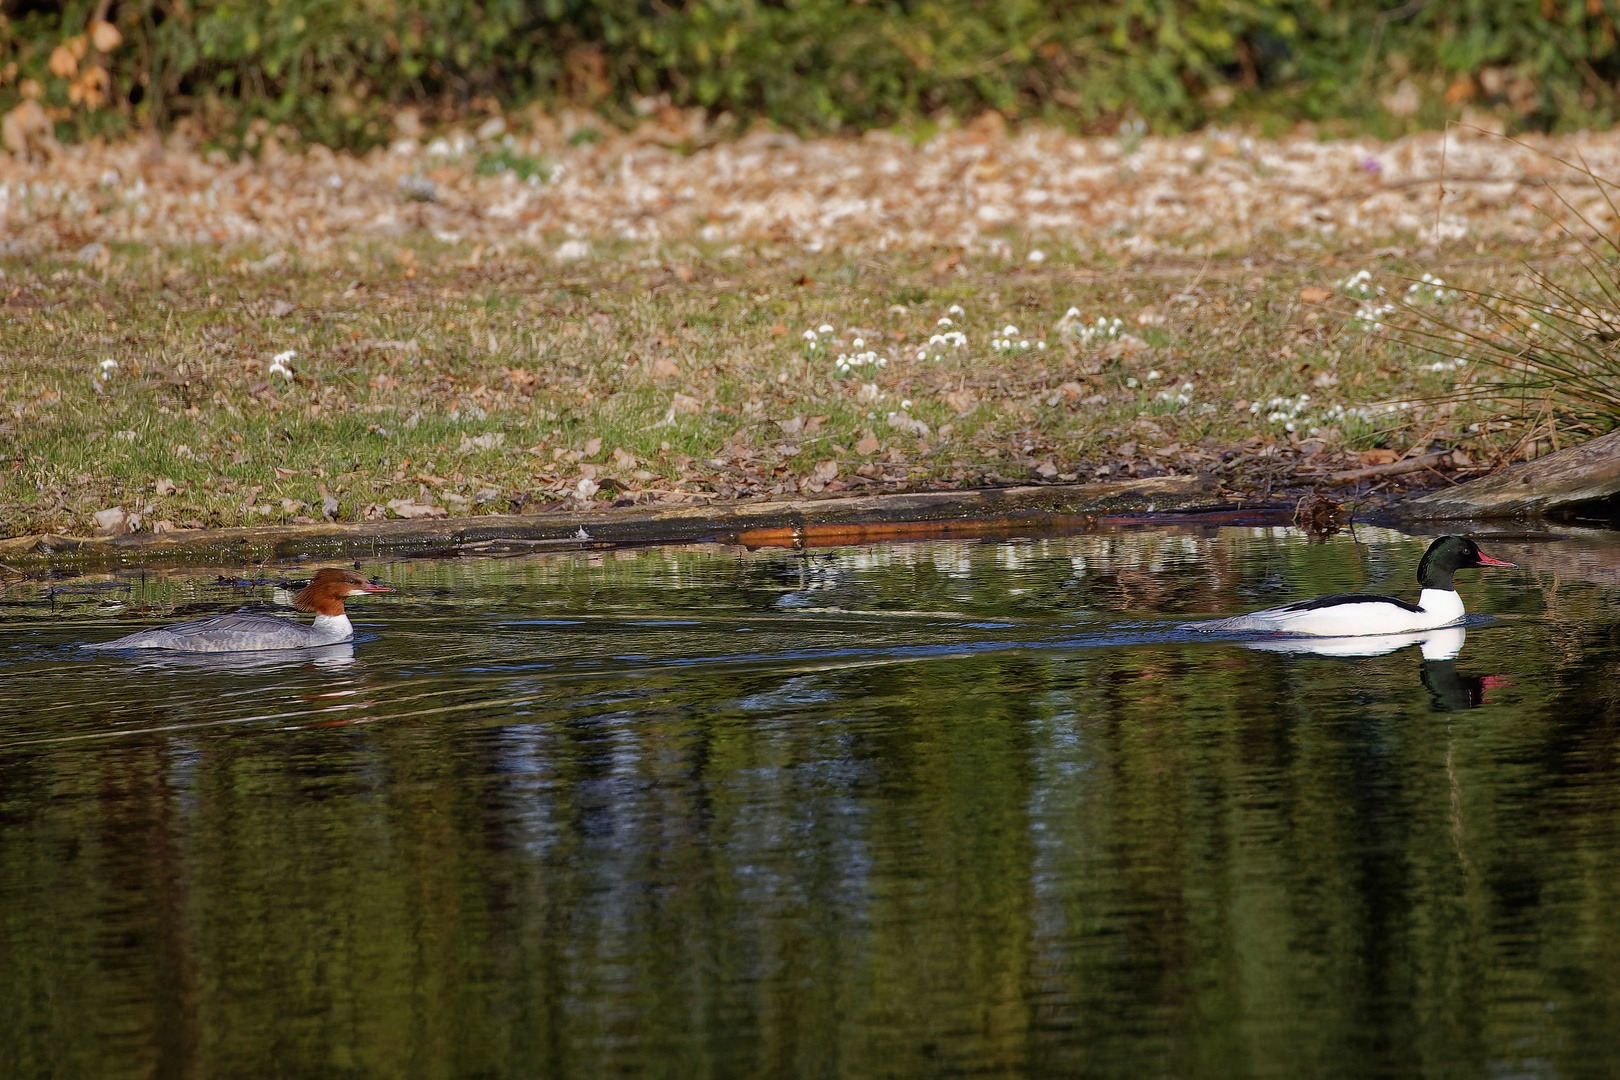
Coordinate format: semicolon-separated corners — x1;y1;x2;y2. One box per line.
86;568;393;653
1180;535;1515;637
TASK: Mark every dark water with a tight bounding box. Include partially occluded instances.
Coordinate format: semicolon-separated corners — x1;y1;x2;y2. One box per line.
3;525;1619;1080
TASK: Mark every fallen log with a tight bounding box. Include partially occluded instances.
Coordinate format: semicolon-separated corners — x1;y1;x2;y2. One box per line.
0;474;1220;566
1329;451;1456;484
1403;428;1620;520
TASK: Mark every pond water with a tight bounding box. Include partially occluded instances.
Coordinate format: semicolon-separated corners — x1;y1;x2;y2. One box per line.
3;523;1619;1079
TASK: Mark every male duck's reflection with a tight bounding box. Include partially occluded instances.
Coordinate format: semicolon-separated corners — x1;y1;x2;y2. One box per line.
1243;626;1507;711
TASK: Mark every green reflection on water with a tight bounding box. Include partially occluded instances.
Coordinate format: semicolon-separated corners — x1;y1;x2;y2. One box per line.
1;526;1618;1079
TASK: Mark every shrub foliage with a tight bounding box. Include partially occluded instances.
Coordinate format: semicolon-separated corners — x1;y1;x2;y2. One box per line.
6;0;1620;145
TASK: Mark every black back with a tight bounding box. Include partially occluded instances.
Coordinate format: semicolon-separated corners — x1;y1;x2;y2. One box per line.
1277;592;1424;614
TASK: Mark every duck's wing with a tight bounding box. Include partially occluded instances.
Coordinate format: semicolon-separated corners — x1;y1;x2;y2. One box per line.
1179;592;1421;634
86;612;299;650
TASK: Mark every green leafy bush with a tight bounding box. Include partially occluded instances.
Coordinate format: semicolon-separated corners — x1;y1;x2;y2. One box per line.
5;0;1620;147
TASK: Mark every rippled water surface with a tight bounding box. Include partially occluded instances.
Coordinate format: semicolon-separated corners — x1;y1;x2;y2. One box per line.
4;524;1620;1079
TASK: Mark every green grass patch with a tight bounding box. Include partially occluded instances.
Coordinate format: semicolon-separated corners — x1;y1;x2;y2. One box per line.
0;241;1544;537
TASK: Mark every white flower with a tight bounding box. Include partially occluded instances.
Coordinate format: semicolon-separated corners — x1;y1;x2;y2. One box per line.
947;304;964;316
818;324;834;334
268;359;295;379
99;359;118;372
1037;341;1046;350
1064;307;1081;319
1002;324;1019;336
917;349;927;360
273;349;297;365
1146;370;1161;381
802;329;818;341
1126;377;1139;388
937;317;954;327
901;399;913;409
852;338;864;348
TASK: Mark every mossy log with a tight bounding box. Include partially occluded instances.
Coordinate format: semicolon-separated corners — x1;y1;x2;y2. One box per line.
1402;429;1620;520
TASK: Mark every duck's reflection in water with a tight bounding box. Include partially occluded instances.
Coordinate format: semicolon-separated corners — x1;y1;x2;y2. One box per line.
1242;627;1507;711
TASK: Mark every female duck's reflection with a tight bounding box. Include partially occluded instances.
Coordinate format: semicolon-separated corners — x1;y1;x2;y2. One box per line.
1243;626;1507;711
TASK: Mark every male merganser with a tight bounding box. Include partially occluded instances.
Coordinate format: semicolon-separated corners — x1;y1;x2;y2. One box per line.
86;568;393;653
1180;535;1515;637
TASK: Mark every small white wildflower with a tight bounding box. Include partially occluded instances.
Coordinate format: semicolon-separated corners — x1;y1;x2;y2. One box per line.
818;324;835;334
1018;340;1030;349
1037;341;1046;350
901;399;913;409
852;338;865;348
1146;370;1161;381
937;317;954;327
917;349;928;361
99;359;119;372
1064;307;1081;319
1126;377;1139;388
1002;324;1019;336
947;304;965;316
802;329;818;341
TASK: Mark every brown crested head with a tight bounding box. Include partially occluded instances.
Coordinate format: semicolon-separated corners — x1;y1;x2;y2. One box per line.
292;567;395;616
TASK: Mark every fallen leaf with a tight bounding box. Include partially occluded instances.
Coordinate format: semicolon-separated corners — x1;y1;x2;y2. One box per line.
944;388;977;413
1099;334;1153;359
1300;286;1333;303
154;478;177;496
575;477;601;499
386;498;448;519
887;411;930;437
777;415;805;435
89;19;121;51
855;436;882;455
1359;448;1399;466
274;466;299;481
582;437;603;457
671;392;703;414
651;356;680;379
769;321;788;337
813;459;839;482
804;415;829;434
280;498;308;514
91;507;127;536
612;447;637;469
458;432;506;452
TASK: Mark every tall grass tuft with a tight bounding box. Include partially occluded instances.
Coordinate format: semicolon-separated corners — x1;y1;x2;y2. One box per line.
1390;135;1620;459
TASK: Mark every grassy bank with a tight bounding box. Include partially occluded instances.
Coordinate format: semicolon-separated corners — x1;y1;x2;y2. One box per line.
1;238;1540;539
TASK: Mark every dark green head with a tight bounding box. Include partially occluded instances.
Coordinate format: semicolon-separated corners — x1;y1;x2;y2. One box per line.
1416;535;1518;590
